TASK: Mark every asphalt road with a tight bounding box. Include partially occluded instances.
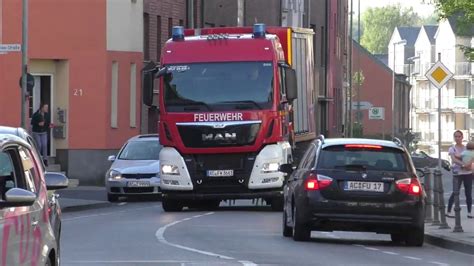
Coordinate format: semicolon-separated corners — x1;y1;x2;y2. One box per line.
60;201;474;266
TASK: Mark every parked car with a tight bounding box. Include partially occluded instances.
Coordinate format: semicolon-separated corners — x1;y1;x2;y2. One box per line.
0;133;68;265
411;150;451;171
106;134;162;202
0;126;68;252
280;137;425;246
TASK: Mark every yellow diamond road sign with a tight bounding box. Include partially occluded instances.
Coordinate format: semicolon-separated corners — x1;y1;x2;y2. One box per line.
425;61;453;89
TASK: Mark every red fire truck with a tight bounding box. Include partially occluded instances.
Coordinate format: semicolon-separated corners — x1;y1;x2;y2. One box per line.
143;24;316;211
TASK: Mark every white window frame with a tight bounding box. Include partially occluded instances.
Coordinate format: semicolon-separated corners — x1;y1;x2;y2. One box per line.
130;63;137;128
111;61;119;128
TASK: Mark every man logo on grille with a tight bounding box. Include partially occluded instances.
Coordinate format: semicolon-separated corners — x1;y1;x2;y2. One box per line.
202;133;237;141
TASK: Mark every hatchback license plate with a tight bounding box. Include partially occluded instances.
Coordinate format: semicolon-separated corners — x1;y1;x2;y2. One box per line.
127;181;151;187
344;181;384;192
207;170;234;177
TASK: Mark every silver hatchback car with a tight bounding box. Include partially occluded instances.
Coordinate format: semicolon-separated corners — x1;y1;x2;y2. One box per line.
105;134;162;201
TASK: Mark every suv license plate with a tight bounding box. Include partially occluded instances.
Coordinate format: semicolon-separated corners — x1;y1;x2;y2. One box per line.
127;181;151;187
207;170;234;177
344;181;384;192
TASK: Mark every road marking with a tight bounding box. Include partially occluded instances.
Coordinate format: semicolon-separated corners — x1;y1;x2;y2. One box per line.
155;212;258;266
64;260;193;264
352;244;365;248
364;247;379;251
63;206;158;221
118;202;127;206
404;256;422;260
382;251;398;255
429;262;449;266
239;261;258;266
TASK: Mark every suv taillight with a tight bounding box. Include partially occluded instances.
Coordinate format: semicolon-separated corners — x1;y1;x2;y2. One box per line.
305;173;333;191
395;178;422;196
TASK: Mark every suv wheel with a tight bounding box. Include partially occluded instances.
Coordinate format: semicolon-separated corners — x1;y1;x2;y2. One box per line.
282;209;292;237
405;227;424;246
292;205;310;241
390;233;404;243
271;197;284;211
162;199;183;212
107;193;119;202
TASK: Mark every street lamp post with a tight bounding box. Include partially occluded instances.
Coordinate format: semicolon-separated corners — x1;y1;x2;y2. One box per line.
392;39;407;138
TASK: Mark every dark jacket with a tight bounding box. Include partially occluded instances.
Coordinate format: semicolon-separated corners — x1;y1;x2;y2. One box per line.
31;111;50;133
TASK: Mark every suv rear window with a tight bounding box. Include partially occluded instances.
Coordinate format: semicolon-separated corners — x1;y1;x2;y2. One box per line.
317;145;408;172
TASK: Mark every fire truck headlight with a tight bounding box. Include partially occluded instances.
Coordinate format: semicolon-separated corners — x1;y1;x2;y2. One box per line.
161;164;180;175
262;162;280;173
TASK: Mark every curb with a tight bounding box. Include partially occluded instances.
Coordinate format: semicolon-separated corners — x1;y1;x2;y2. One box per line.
62;202;112;213
424;233;474;255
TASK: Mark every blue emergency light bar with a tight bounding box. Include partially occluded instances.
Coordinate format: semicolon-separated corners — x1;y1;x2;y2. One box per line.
253;23;266;38
172;26;185;41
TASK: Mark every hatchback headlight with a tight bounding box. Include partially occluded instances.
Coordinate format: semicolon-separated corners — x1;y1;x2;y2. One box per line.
262;162;280;173
107;169;122;180
161;164;180;175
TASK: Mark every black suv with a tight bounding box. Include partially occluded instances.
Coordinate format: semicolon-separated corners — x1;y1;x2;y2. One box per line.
280;137;425;246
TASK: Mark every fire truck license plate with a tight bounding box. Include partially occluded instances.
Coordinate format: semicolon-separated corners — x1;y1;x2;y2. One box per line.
207;170;234;177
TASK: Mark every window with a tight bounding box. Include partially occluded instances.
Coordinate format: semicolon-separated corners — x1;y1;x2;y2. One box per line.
298;143;317;170
130;63;137;128
168;18;173;38
18;147;39;193
111;61;119;128
144;13;150;61
157;16;162;60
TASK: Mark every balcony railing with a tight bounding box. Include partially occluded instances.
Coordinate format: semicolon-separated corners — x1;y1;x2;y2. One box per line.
408;62;473;77
455;62;473;76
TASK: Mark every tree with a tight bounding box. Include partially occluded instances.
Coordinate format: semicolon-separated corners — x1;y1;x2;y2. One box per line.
360;5;422;54
431;0;474;61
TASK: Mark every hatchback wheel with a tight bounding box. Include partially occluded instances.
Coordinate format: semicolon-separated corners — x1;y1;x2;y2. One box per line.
292;205;310;241
405;227;424;246
282;209;292;237
107;193;119;202
162;199;183;212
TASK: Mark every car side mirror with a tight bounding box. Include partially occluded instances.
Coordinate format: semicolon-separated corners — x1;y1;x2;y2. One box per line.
5;188;36;206
279;163;295;175
284;68;297;101
108;155;116;162
45;172;69;190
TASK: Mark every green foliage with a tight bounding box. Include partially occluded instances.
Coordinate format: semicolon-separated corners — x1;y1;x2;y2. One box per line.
360;5;422;54
432;0;474;61
352;123;364;138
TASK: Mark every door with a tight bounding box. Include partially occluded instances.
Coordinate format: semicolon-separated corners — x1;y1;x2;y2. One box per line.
30;75;55;157
0;146;42;265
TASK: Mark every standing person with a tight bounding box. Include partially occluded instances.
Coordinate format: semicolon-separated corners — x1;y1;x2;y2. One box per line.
31;103;50;166
446;130;472;218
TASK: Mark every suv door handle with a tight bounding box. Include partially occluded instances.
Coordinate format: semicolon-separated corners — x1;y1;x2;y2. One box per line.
31;221;39;227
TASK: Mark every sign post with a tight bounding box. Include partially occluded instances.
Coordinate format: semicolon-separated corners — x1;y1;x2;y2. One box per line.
425;59;453;171
369;107;385;139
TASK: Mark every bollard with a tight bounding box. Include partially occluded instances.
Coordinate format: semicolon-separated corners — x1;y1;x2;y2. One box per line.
434;169;450;229
424;167;433;223
452;175;464;232
431;168;441;225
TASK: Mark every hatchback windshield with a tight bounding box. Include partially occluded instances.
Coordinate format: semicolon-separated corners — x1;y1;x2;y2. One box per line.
163;62;274;112
318;145;408;172
118;141;161;160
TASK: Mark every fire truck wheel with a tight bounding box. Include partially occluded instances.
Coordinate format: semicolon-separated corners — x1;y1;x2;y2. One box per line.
162;199;183;212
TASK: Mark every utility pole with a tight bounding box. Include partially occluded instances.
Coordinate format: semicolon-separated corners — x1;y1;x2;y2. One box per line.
348;0;353;137
356;0;361;127
21;0;28;129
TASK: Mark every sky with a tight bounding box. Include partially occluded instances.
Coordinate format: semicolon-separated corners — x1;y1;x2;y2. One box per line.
354;0;436;18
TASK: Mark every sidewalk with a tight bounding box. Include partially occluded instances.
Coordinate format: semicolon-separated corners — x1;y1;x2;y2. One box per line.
424;215;474;255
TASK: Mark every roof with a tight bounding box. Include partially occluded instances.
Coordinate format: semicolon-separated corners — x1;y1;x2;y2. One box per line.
129;134;159;142
0;134;30;150
373;54;388;66
448;15;474;36
423;25;438;43
0;126;29;140
396;26;421;46
353;40;392;74
321;138;405;150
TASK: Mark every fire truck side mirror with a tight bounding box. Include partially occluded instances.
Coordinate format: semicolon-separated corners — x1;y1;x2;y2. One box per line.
142;62;158;107
285;68;297;101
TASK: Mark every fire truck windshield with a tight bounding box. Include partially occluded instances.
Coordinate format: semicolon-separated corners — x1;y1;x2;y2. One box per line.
163;62;274;112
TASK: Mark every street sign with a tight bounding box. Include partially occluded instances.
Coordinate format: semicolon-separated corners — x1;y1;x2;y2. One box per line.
425;61;453;89
352;101;373;110
369;107;385;120
0;44;21;53
19;73;35;91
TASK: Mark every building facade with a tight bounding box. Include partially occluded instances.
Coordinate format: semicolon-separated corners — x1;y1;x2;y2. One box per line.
0;0;143;184
410;19;474;158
